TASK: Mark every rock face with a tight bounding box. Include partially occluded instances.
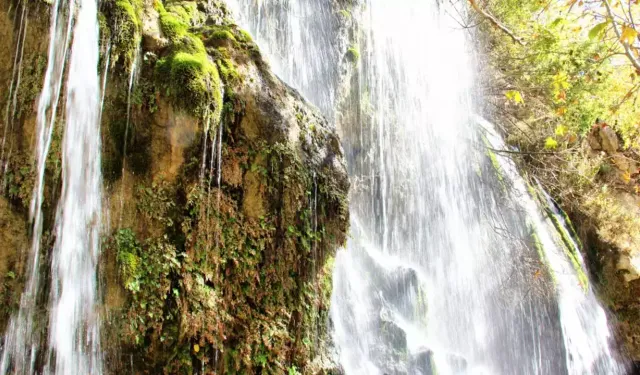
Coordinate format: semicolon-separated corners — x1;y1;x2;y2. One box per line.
587;122;620;153
0;0;350;373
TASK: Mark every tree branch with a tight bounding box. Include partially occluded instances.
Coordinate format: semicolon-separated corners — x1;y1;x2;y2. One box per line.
486;147;563;156
468;0;525;45
602;0;640;72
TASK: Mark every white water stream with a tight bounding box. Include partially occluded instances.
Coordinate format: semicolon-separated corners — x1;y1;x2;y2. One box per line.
228;0;628;374
1;0;104;373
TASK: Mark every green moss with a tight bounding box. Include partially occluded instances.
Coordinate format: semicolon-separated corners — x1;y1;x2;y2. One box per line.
159;11;189;40
155;1;223;118
346;46;360;62
547;208;589;291
16;54;46;120
480;134;508;193
156;51;222;117
529;224;557;285
558;206;584;249
166;1;201;24
211;29;238;44
98;12;110;41
237;29;253;43
110;0;143;67
215;56;240;83
338;9;351;20
115;228;142;291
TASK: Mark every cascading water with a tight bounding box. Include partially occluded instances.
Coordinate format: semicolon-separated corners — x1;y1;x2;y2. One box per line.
1;0;104;373
225;0;344;115
228;0;628;374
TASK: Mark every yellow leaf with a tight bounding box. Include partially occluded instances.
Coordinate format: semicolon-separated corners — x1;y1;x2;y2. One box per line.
545;137;558;149
555;124;567;136
534;269;542;279
552;72;570;90
623;171;631;183
556;106;567;115
505;90;524;104
194;344;200;353
620;25;638;45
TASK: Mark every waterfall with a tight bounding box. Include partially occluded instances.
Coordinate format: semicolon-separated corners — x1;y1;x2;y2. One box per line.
1;0;104;373
227;0;627;374
225;0;342;116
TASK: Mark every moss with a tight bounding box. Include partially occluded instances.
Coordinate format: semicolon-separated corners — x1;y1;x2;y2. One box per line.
211;29;238;44
547;208;589;291
480;134;509;193
338;9;351;20
98;12;110;42
166;1;202;25
109;0;143;67
215;55;240;83
159;11;189;40
529;224;557;285
156;51;222;117
15;54;47;119
346;45;360;62
237;29;253;43
155;1;223;118
558;206;584;249
115;228;142;291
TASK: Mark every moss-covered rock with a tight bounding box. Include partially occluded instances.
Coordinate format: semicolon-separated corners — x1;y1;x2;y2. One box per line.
98;0;349;374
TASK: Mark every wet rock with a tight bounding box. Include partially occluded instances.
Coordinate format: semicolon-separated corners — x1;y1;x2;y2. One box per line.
409;349;436;375
379;319;408;350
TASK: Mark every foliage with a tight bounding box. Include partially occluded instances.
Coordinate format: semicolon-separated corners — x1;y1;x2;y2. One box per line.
476;0;640;146
472;0;640;355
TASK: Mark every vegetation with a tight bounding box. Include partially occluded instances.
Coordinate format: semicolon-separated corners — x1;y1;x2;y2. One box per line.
95;1;350;373
346;45;360;62
465;0;640;357
106;0;143;67
155;0;223;119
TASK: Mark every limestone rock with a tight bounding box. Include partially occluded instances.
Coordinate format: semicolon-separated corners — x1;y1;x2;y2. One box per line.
587;123;620;153
141;3;168;53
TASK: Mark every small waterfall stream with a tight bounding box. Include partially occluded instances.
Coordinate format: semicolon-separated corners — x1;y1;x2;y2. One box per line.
1;0;104;373
44;0;103;371
228;0;628;374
